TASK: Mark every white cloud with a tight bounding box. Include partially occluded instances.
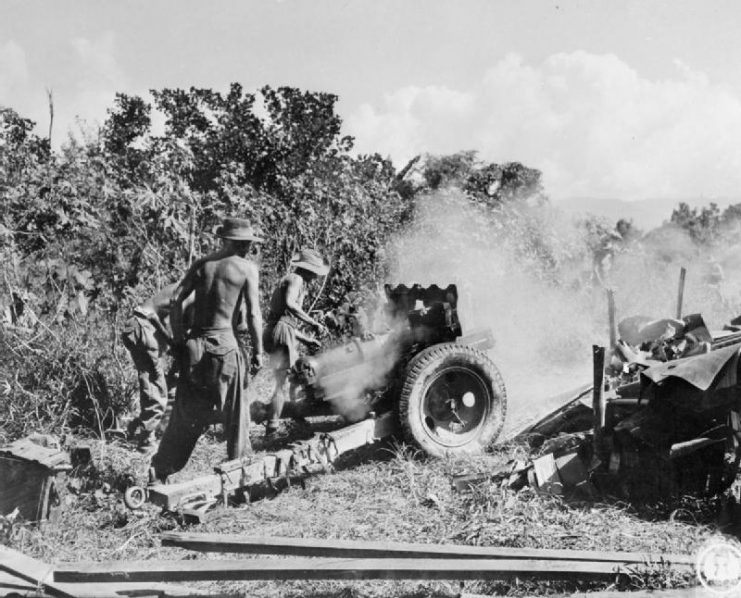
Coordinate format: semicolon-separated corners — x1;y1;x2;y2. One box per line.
349;85;474;162
0;40;30;103
61;32;126;134
71;31;124;90
346;51;741;200
0;40;28;108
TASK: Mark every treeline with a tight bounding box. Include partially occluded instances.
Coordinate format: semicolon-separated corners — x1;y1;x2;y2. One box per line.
0;85;544;440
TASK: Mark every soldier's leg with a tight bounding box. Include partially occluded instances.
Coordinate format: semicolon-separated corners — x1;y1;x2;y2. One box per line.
121;325;144;437
149;380;211;482
136;326;168;443
268;362;289;435
222;350;250;460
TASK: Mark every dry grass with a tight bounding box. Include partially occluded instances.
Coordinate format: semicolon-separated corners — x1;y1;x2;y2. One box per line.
3;375;720;597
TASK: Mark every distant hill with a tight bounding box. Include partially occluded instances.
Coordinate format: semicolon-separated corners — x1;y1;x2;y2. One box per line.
555;196;739;230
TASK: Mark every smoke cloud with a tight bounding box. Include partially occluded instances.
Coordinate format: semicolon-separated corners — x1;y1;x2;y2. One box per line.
387;190;741;437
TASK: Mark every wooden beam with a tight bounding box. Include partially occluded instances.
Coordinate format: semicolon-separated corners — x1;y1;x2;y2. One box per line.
522;590;714;598
147;411;396;511
515;590;713;598
54;557;682;584
676;266;687;319
593;345;607;460
0;544;76;598
0;545;209;598
160;532;694;566
670;437;725;460
607;288;617;349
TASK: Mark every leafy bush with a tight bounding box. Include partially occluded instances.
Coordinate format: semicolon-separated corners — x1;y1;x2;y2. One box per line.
0;87;567;441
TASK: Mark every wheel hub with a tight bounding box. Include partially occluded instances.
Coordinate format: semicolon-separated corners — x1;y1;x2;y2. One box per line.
421;366;490;448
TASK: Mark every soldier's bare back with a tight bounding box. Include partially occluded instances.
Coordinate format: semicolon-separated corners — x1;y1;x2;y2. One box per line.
190;254;259;332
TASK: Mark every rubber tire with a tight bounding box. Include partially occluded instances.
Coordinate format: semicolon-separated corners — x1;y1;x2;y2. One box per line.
398;343;507;458
124;485;147;510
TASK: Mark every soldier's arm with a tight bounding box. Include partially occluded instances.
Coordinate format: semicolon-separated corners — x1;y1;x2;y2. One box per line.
284;274;321;329
295;329;321;348
146;283;179;344
170;272;198;345
243;263;264;362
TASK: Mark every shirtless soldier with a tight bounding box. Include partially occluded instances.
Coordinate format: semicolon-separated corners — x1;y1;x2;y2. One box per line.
264;248;329;435
149;218;264;483
121;283;194;452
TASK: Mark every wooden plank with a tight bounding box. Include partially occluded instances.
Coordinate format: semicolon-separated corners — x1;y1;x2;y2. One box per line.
0;546;214;597
670;437;725;459
531;454;563;494
148;474;224;510
0;544;79;598
533;590;713;598
0;570;37;592
54;556;679;583
61;581;217;597
148;411;396;511
159;532;695;565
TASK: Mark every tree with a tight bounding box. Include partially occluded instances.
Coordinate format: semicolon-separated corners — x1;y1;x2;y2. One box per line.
417;151;545;207
670;202;720;245
102;93;152;177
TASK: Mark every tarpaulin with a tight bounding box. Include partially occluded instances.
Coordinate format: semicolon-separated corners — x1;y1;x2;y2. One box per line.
641;343;741;391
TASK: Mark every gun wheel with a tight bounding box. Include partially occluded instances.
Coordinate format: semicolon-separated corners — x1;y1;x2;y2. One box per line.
398;343;507;457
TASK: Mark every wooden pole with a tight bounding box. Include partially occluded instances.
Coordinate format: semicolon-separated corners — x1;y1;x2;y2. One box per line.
676;267;687;319
606;288;617;349
592;345;606;459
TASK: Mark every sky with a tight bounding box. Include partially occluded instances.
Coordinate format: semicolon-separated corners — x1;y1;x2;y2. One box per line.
3;0;741;204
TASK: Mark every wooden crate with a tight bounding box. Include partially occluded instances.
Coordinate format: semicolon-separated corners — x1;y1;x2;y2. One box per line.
0;437;71;522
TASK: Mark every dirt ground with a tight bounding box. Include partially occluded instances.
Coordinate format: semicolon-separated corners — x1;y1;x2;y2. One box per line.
3;371;721;597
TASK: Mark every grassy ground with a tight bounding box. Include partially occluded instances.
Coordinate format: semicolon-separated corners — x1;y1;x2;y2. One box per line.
2;372;723;597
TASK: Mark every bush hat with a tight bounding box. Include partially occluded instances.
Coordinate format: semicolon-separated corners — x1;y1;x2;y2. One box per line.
216;217;264;243
291;248;329;276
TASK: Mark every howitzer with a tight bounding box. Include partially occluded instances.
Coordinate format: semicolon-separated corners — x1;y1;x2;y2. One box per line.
275;283;507;457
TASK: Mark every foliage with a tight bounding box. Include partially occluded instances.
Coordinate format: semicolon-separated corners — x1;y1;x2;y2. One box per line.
0;88;553;440
417;150;546;207
670;201;721;245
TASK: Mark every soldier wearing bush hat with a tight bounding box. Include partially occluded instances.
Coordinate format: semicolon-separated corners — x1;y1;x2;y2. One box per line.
150;217;264;483
263;248;329;435
121;283;195;453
